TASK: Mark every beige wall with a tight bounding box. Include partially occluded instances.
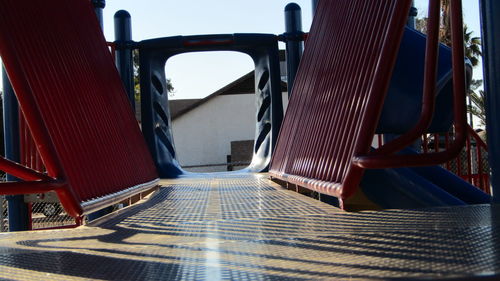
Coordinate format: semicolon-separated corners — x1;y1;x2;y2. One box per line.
172;92;288;172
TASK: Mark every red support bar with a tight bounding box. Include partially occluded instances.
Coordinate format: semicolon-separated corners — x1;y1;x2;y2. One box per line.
444;133;451;170
354;0;468;169
419;132;483;184
0;157;51;181
372;0;442;156
0;180;65;195
469;126;488;148
19;114;46;173
477;142;485;192
467;126;489;193
0;0;160;218
466;133;473;184
456;143;463;178
271;0;414;199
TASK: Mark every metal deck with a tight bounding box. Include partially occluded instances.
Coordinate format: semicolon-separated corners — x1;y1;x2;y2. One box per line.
1;174;499;280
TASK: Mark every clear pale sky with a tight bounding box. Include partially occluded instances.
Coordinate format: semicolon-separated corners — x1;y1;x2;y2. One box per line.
101;0;314;100
1;1;484;99
415;0;483;80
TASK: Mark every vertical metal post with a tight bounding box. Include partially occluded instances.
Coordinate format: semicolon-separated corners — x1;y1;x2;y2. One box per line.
0;196;4;231
468;97;474;128
91;0;106;29
2;67;29;231
479;0;500;200
407;1;418;29
284;3;304;97
311;0;318;17
114;10;135;110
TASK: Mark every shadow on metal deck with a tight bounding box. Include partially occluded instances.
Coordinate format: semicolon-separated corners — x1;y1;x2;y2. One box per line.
1;174;499;280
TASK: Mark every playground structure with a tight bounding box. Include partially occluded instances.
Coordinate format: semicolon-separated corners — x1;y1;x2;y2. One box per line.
0;0;499;279
138;33;284;177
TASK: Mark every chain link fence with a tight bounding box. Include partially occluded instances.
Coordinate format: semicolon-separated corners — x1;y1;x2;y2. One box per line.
0;171;7;232
0;193;77;232
1;195;7;232
1;192;151;231
26;192;77;230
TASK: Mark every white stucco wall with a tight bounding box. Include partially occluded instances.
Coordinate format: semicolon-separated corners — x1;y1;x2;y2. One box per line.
172;92;288;172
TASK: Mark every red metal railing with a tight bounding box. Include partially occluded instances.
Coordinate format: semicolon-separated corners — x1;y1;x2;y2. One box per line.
19;116;45;173
354;0;468;169
14;41;117;229
375;125;490;194
270;0;414;201
19;116;80;229
271;0;472;203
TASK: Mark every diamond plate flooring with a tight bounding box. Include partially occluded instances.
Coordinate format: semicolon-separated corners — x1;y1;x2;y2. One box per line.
1;173;500;280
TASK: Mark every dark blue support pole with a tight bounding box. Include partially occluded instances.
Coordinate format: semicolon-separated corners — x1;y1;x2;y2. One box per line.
407;1;417;29
311;0;318;17
284;3;304;97
91;0;106;29
2;67;29;231
90;0;118;222
479;0;500;201
114;10;135;110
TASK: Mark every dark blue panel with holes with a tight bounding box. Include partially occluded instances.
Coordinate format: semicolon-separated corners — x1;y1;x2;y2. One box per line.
138;34;283;177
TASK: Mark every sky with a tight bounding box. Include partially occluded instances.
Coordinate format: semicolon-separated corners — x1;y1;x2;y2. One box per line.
1;1;485;100
103;0;484;100
415;0;483;80
102;0;314;100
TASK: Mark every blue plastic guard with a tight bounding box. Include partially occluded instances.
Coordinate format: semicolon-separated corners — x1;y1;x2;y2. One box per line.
376;27;472;134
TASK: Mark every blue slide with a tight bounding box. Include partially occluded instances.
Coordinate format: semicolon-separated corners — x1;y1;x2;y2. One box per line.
360;150;491;209
361;27;491;209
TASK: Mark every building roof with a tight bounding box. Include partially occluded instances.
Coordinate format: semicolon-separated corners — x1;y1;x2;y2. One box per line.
169;70;287;120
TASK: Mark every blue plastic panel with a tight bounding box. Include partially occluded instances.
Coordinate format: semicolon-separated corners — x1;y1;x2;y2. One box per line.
377;27;472;134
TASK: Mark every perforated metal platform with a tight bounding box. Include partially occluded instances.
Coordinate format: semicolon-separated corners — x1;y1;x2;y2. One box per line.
1;174;499;280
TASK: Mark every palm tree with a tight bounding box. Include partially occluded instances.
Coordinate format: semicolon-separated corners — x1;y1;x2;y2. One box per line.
439;0;452;45
132;49;174;101
414;4;485;128
468;88;486;126
463;25;482;67
461;25;483;127
415;1;455;46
